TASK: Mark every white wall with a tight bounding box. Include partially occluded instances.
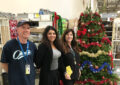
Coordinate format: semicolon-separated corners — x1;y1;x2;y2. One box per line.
0;0;98;19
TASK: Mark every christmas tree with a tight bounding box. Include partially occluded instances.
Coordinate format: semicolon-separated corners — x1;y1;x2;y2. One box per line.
76;8;119;85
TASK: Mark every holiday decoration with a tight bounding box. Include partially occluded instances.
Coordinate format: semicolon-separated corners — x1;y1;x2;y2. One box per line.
52;12;64;36
52;12;59;29
75;78;110;85
77;7;119;85
9;20;17;39
80;61;112;74
80;50;108;57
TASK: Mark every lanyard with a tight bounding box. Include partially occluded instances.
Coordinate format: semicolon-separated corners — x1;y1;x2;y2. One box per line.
17;37;29;62
70;47;77;64
70;47;75;57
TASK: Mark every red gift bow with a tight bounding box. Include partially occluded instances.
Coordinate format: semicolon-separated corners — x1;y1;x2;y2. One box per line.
53;12;59;29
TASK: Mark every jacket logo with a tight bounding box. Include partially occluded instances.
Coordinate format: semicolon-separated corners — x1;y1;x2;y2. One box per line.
13;50;31;60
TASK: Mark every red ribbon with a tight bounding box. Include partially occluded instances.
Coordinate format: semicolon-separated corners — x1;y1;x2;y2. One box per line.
87;29;103;37
77;28;87;36
53;12;59;29
101;37;111;45
78;39;102;48
80;12;84;16
78;37;111;49
94;12;101;17
80;12;100;17
75;79;109;85
108;51;114;68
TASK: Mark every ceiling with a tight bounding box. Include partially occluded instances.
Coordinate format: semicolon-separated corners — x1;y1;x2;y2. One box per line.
97;0;120;13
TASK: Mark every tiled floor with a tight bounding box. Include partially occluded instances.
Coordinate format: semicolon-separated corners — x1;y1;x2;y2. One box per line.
0;77;2;85
35;79;39;85
0;76;39;85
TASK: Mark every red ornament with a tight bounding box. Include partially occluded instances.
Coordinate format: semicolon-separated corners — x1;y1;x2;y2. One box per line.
114;81;117;85
109;81;113;85
98;22;101;25
84;79;87;81
82;31;86;35
77;30;82;36
99;44;102;47
94;12;100;17
95;66;99;69
100;19;102;22
82;28;87;35
85;14;88;17
104;34;107;37
82;41;85;43
81;22;85;25
81;13;84;16
91;29;94;32
102;76;105;79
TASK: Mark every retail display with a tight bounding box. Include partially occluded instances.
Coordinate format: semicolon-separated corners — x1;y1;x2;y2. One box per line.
112;18;120;79
52;12;68;36
0;18;11;85
0;18;10;45
9;20;17;39
112;18;120;59
29;28;44;47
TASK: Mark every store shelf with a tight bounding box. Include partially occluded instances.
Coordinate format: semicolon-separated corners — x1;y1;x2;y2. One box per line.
112;40;120;41
29;28;44;47
102;20;113;41
30;28;44;33
106;31;112;33
113;59;120;61
107;36;112;38
112;18;120;68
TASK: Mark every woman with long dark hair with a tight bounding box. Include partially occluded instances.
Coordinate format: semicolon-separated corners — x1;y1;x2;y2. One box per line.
35;26;70;85
61;29;81;85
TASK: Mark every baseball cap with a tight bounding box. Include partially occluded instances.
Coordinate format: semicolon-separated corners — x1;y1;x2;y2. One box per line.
17;20;30;27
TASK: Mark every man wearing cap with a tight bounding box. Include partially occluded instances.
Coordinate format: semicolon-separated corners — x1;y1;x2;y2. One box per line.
1;20;37;85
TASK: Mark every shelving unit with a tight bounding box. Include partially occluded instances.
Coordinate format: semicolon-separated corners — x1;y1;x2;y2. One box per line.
0;18;11;85
30;28;44;33
0;17;11;55
111;18;120;78
29;28;44;47
102;20;113;41
112;18;120;59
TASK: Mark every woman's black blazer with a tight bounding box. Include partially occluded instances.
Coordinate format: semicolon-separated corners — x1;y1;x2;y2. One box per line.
62;50;81;80
34;43;65;84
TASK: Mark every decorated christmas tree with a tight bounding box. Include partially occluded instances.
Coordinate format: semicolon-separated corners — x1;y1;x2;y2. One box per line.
76;8;119;85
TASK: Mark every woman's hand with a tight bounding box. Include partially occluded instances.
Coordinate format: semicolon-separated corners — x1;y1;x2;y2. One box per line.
79;69;81;76
64;73;71;80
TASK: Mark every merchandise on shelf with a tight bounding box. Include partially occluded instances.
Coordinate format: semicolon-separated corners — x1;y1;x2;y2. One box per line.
52;12;68;36
9;20;17;39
